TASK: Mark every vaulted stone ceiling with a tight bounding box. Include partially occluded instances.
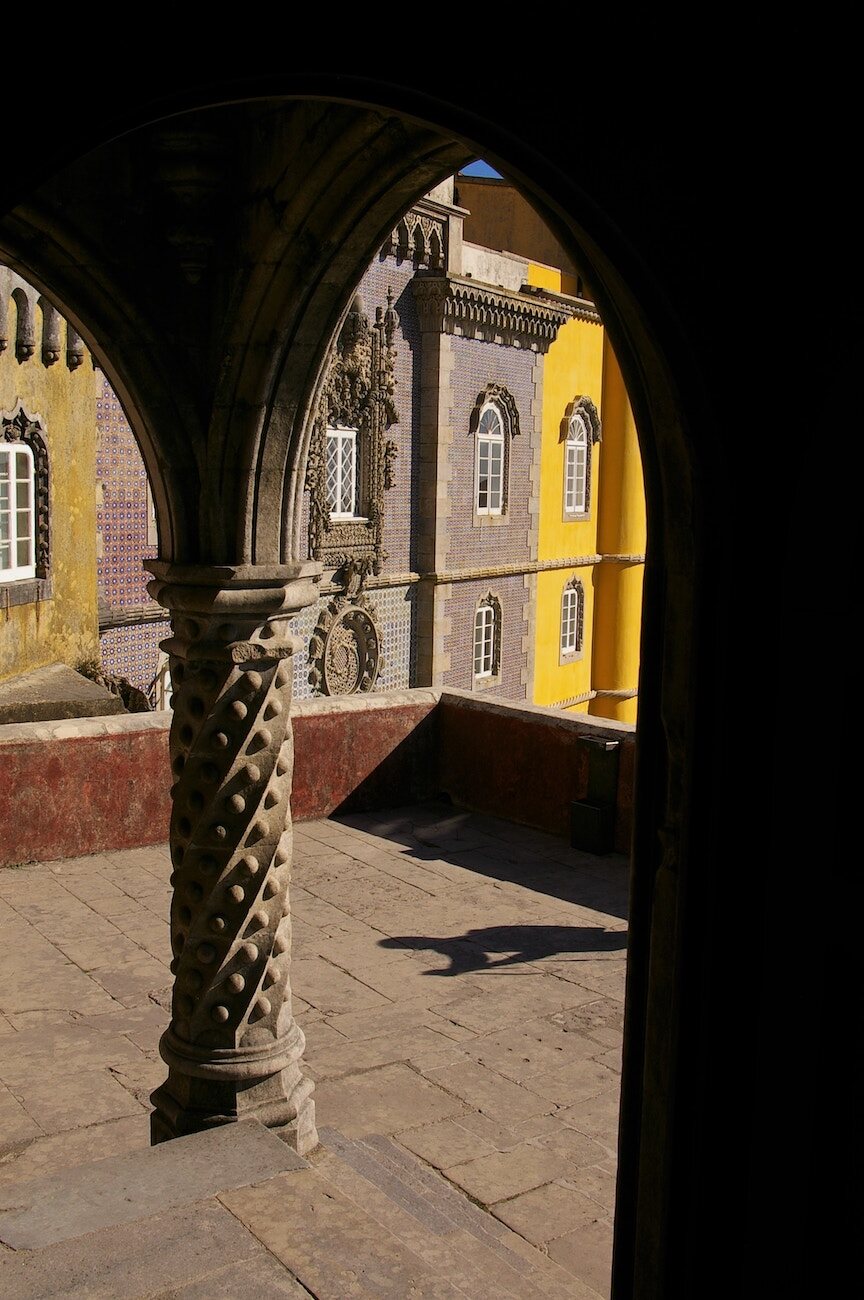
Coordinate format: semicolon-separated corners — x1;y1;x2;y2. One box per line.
0;100;472;565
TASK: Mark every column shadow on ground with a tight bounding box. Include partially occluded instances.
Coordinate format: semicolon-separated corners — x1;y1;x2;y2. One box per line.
379;925;626;975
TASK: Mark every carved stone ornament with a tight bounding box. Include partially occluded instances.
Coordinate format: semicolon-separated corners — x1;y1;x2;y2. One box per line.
412;273;572;352
306;290;398;574
144;560;321;1153
560;395;602;444
308;589;383;697
1;402;50;578
383;210;446;269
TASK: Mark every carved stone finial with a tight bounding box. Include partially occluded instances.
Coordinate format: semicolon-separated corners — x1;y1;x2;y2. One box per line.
66;325;85;371
39;299;62;367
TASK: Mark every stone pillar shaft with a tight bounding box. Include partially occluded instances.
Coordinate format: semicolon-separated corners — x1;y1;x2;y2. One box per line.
145;561;320;1154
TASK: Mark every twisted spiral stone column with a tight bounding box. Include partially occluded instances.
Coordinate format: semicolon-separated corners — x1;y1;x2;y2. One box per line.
145;562;321;1153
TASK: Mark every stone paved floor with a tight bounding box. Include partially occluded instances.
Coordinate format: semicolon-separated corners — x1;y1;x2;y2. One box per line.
0;800;628;1298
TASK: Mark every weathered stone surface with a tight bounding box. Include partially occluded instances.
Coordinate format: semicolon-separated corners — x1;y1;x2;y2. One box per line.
314;1064;466;1137
396;1118;499;1169
220;1169;464;1298
546;1217;615;1298
0;1200;270;1298
0;1120;306;1248
442;1145;568;1205
491;1180;604;1243
152;1253;314;1297
424;1059;553;1124
0;1115;149;1187
0;663;124;725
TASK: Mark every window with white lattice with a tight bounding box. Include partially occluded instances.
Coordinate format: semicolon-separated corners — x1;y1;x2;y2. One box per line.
564;411;589;515
560;578;585;661
560;396;601;521
326;425;359;518
469;385;520;521
473;593;501;685
0;443;36;581
475;402;505;515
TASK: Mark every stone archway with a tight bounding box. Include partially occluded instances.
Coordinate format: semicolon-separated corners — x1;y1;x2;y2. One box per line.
0;76;735;1298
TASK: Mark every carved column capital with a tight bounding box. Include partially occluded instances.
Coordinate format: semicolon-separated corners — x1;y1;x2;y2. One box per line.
144;560;321;1152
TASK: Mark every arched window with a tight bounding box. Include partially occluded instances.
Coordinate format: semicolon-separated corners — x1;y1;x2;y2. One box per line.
475;402;504;514
560;578;585;658
1;403;49;597
0;442;35;580
564;412;589;515
473;592;501;682
561;395;601;518
470;384;520;518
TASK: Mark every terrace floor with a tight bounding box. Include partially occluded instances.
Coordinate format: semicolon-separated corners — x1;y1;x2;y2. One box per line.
0;801;629;1298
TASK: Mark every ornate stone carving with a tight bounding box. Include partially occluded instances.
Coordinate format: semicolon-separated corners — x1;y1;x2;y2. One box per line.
412;273;572;352
11;288;35;362
384;210;446;269
1;402;50;579
144;561;321;1153
308;594;382;697
306;290;398;574
39;298;62;366
560;395;602;444
66;325;85;371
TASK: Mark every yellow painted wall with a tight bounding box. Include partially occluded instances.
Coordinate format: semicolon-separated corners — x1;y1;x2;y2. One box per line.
1;293;101;684
529;261;604;711
590;338;646;723
528;262;645;720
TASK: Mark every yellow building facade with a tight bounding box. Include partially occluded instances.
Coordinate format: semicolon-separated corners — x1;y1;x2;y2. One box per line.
528;262;645;722
0;267;101;684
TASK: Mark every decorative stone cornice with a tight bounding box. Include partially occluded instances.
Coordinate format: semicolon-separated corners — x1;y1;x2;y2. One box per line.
520;283;603;325
412;272;572;352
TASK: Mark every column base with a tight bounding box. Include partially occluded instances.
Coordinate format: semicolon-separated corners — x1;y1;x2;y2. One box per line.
150;1069;318;1155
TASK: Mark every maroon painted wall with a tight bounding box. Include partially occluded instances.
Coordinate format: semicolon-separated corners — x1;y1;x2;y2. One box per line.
290;698;439;821
0;691;634;865
0;723;173;864
436;691;635;854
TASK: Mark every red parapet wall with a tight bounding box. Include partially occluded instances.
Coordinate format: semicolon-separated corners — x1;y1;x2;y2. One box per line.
291;694;439;821
0;690;634;865
436;691;635;853
0;717;173;865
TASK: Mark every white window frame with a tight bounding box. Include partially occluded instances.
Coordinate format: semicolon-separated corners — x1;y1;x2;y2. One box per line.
475;402;505;515
0;443;36;581
474;602;496;677
561;584;580;654
325;424;359;519
560;580;585;661
564;411;589;515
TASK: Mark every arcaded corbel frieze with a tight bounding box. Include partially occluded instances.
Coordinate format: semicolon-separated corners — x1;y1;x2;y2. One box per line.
66;324;85;371
11;287;35;362
39;298;62;366
144;560;321;1152
411;273;572;352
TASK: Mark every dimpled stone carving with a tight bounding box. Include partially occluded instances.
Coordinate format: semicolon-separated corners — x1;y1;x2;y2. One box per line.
145;561;320;1154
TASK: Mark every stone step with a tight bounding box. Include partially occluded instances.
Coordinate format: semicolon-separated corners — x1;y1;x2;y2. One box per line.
0;1123;606;1298
0;1120;307;1251
315;1126;603;1300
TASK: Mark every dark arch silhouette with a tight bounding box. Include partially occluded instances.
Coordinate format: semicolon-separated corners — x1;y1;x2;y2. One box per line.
0;64;849;1299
